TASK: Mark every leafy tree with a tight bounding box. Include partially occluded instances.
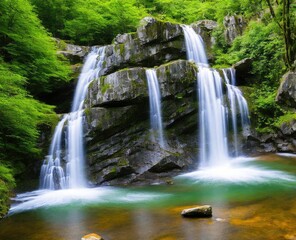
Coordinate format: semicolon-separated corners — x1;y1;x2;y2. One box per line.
264;0;296;68
0;63;57;176
31;0;147;45
0;0;71;97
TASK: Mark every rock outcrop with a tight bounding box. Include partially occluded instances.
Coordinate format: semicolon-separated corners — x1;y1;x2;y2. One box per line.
67;17;295;186
276;71;296;109
246;119;296;153
191;20;218;61
85;59;198;185
55;39;90;64
82;18;208;185
232;58;253;86
223;15;247;44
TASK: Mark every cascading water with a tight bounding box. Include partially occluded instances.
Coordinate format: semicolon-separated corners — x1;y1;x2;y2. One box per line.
182;25;250;167
39;47;106;189
145;69;165;148
223;68;250;156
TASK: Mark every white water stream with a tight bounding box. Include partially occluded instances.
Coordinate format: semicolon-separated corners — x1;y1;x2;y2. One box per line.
182;25;250;168
39;47;105;189
145;69;165;148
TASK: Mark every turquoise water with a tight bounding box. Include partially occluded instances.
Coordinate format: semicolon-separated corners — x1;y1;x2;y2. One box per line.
1;154;296;240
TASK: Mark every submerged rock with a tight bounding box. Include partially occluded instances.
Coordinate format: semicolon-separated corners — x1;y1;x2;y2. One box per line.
81;233;104;240
181;205;212;218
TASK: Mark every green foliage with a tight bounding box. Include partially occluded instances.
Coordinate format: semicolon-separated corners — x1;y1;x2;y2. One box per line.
214;21;287;132
0;163;15;217
0;0;71;97
274;112;296;128
250;86;284;132
31;0;147;45
150;0;262;23
0;63;56;175
231;22;285;83
215;21;285;82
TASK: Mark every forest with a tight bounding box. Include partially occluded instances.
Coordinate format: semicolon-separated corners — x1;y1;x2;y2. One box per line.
0;0;295;217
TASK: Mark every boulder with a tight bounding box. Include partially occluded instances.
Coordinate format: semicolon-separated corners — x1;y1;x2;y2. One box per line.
181;205;212;218
55;39;90;64
137;17;183;44
276;71;296;109
87;67;147;107
82;233;104;240
223;15;247;44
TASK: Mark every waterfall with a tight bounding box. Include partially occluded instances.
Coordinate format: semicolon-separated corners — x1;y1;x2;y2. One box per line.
145;69;165;148
223;68;250;156
182;25;250;168
39;47;106;189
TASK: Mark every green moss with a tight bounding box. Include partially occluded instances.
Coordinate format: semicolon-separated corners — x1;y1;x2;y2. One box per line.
56;39;68;51
100;76;106;85
84;108;91;118
274;113;296;128
101;83;112;94
118;158;129;167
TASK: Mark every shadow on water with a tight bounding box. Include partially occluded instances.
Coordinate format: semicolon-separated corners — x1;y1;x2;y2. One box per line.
1;154;296;240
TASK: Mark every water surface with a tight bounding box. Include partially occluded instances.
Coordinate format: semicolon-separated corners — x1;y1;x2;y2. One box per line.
1;154;296;240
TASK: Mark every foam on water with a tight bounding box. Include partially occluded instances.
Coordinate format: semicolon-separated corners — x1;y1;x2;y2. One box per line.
178;157;296;184
9;188;171;215
276;153;296;158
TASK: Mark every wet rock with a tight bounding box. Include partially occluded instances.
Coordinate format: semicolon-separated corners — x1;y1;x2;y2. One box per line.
276;71;296;109
223;15;247;44
181;205;212;218
81;233;104;240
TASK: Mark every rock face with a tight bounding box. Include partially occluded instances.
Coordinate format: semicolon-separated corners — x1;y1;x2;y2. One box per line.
191;20;218;61
55;38;90;64
243;70;296;154
223;15;247;44
85;60;198;185
181;205;212;218
232;58;253;86
82;18;208;185
276;71;296;109
245;120;296;153
77;17;295;186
